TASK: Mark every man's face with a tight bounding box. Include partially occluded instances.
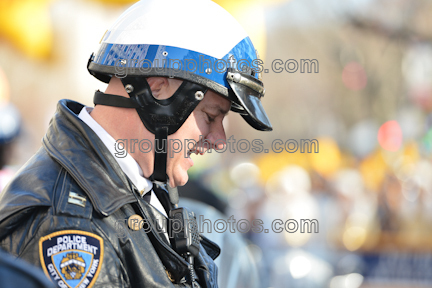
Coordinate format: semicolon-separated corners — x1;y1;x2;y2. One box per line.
166;90;231;187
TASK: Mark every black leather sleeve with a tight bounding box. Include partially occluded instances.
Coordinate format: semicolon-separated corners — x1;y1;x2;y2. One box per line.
1;210;130;288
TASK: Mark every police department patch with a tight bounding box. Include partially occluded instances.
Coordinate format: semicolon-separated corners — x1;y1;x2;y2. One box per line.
39;230;104;288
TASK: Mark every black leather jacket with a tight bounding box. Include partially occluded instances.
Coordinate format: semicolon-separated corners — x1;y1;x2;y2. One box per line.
0;100;219;288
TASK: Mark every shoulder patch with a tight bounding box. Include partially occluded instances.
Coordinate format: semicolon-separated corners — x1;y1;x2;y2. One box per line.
39;230;104;288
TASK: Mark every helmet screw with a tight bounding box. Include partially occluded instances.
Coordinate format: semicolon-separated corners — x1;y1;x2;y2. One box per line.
233;73;241;82
195;91;204;100
162;51;168;56
205;68;212;74
125;84;134;93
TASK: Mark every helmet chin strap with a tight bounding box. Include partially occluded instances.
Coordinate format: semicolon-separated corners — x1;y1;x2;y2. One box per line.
152;125;168;183
93;77;207;188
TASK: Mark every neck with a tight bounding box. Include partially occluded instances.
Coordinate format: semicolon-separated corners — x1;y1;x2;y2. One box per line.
90;105;155;179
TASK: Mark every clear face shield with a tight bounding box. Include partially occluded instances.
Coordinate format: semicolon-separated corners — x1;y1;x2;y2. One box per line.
226;68;272;131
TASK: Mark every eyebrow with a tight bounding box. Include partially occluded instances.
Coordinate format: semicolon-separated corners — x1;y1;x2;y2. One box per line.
206;105;230;116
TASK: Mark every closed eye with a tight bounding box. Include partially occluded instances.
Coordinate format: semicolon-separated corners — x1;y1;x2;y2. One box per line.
206;113;215;123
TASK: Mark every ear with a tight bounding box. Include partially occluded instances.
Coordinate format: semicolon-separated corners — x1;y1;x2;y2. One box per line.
147;77;169;99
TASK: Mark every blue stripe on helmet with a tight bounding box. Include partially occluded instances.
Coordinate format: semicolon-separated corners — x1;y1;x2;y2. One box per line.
94;37;258;89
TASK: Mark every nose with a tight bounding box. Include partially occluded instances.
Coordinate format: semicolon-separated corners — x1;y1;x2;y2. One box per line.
207;121;226;151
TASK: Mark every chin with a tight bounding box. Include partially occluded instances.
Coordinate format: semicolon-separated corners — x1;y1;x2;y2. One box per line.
170;171;189;188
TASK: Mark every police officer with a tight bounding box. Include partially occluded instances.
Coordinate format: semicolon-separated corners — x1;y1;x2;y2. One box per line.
0;0;272;287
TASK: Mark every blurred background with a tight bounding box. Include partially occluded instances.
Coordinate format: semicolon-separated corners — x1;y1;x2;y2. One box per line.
1;0;432;287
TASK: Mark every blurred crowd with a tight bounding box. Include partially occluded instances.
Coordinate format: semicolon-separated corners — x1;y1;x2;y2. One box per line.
183;136;432;287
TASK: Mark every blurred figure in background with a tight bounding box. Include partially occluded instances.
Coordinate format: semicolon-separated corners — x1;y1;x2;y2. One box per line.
0;249;55;288
0;102;20;191
0;94;55;288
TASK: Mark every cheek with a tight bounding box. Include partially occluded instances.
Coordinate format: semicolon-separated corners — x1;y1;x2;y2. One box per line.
182;112;206;138
192;112;212;137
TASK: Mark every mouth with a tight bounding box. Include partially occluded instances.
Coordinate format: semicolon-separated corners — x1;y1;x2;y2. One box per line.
187;146;207;158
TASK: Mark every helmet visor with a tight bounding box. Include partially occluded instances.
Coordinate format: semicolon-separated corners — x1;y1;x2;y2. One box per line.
226;68;272;131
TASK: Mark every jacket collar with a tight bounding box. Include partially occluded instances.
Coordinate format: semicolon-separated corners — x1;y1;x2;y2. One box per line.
43;99;136;216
